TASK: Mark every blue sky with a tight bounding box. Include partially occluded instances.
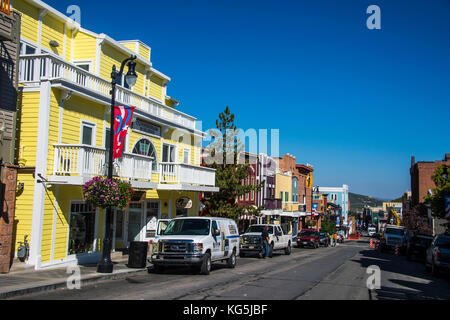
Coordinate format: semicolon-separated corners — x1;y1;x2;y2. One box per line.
45;0;450;200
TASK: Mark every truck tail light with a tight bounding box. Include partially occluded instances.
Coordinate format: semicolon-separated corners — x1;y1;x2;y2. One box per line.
436;249;441;260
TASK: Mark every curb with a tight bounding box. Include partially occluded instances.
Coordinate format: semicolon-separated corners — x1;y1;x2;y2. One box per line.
0;267;148;300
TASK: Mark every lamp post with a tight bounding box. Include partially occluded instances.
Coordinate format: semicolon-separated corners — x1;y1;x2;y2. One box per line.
97;55;138;274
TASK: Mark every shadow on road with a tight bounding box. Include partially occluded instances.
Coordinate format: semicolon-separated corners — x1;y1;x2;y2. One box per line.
354;247;450;300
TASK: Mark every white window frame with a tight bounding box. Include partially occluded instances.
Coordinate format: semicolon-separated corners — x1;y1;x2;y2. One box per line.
161;142;177;163
73;59;93;72
80;120;97;146
183;148;191;164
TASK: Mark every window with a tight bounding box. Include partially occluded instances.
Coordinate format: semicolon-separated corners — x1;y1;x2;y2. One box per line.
280;192;283;202
132;138;157;171
73;60;93;72
81;121;95;146
20;42;37;55
285;192;289;203
183;148;190;164
68;203;96;255
162;144;176;163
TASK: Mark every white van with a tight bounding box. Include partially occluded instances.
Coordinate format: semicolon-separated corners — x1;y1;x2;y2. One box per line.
150;217;240;275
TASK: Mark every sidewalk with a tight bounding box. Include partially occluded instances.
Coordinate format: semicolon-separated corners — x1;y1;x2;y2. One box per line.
0;252;148;299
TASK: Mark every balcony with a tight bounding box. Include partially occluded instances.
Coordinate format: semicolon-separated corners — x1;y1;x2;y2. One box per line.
159;162;216;187
283;202;299;212
264;198;282;210
51;144;153;184
18;54;196;130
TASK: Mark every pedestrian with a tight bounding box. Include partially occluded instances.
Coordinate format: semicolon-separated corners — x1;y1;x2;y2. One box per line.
334;232;338;246
260;226;271;259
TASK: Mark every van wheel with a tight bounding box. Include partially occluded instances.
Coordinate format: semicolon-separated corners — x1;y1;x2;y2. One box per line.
285;242;291;255
268;243;274;258
227;250;237;268
200;252;211;275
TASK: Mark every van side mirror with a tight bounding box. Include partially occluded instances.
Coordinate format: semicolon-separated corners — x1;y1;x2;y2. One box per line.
214;229;220;237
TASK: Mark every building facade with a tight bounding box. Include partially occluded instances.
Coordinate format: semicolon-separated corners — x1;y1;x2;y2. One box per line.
12;0;217;270
318;185;350;224
0;1;21;273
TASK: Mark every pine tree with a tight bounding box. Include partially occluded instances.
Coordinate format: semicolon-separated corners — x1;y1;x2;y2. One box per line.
202;107;264;221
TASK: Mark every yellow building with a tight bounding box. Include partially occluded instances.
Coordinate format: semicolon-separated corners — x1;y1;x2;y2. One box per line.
12;0;218;269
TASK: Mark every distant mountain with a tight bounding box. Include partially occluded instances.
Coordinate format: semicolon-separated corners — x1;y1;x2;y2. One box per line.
349;192;384;212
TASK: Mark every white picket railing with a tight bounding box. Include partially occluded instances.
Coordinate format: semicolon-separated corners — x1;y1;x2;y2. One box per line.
53;144;153;181
159;162;216;186
18;54;196;130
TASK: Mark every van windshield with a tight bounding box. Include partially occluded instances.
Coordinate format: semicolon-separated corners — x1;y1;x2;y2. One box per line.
163;219;210;236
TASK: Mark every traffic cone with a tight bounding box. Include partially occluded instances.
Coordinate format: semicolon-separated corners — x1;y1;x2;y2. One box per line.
395;243;399;256
370;238;373;248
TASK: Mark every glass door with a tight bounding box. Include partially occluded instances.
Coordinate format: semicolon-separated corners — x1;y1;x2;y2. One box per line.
127;202;143;244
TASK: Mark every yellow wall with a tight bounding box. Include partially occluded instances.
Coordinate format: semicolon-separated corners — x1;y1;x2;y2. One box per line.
41;14;65;56
276;173;292;203
72;30;97;70
12;0;39;43
149;75;164;101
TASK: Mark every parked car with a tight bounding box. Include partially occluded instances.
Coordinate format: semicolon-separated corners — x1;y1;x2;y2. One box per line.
406;234;433;262
319;231;330;247
239;224;292;258
297;229;320;248
425;234;450;277
379;225;408;254
151;217;240;275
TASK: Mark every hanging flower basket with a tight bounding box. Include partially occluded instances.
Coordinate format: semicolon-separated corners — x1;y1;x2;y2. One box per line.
82;176;133;209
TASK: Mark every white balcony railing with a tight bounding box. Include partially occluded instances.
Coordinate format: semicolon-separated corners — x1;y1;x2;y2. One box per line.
18;54;196;130
159;162;216;186
53;144;153;181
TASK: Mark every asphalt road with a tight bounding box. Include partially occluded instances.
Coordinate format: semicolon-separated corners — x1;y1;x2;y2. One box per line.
11;238;450;300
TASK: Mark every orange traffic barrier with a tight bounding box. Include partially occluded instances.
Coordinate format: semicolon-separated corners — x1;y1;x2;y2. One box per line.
370;238;373;248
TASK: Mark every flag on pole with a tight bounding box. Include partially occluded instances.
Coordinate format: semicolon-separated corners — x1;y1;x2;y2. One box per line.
113;105;134;160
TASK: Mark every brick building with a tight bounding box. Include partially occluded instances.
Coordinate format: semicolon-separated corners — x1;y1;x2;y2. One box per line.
410;154;450;206
403;153;450;235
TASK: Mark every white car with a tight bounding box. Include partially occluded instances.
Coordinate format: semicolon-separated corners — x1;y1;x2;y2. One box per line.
240;224;292;257
151;217;240;275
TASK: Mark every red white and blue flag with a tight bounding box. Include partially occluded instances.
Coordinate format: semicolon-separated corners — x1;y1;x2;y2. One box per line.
113;105;134;160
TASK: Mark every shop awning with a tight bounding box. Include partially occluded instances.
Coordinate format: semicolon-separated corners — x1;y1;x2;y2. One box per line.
260;209;283;216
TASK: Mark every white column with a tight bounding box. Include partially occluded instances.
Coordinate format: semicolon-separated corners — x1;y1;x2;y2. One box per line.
29;78;51;269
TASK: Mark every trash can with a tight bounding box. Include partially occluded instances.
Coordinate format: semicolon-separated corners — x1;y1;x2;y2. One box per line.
128;241;149;268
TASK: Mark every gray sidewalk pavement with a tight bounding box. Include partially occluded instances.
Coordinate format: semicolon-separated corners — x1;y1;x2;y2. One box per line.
0;252;148;299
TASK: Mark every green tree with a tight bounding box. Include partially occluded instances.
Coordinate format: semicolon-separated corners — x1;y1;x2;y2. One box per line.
425;165;450;219
202;107;264;221
320;218;337;235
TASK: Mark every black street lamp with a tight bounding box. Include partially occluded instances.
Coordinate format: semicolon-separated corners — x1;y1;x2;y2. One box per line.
97;55;138;274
